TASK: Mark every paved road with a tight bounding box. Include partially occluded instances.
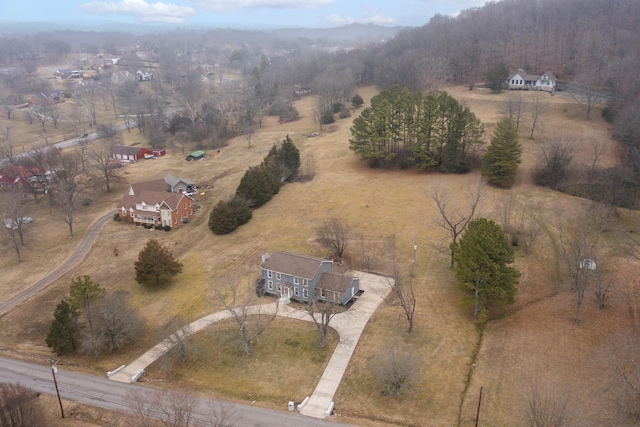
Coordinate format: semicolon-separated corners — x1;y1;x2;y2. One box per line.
0;209;115;317
0;356;351;427
110;272;392;419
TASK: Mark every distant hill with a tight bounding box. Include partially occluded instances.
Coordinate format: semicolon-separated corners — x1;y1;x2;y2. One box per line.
271;23;407;45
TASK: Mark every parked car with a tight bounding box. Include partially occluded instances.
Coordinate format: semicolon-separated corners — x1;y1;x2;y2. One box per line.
80;133;88;138
144;153;157;160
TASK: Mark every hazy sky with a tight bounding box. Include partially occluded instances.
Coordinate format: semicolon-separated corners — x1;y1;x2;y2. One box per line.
1;0;489;28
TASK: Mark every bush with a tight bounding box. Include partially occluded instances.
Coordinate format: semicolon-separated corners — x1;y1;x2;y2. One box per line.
209;200;239;235
321;110;335;125
113;213;121;221
339;108;351;119
351;94;364;108
163;225;171;231
144;223;153;229
155;224;163;230
372;344;421;396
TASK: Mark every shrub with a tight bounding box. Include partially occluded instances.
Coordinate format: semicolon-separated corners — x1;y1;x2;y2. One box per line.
163;225;171;231
155;224;163;230
321;110;335;125
144;223;153;229
113;213;121;221
339;108;351;119
351;94;364;108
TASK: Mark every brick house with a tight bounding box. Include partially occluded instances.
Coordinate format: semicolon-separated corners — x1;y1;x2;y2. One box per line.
29;90;64;107
260;252;360;305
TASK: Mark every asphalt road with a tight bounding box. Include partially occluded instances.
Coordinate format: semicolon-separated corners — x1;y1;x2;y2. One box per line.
0;208;115;317
0;356;351;427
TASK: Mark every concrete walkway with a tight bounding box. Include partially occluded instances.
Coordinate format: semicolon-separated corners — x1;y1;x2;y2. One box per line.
110;271;392;419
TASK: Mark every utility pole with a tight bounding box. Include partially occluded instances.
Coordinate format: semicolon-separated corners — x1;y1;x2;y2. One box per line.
475;385;483;427
49;359;65;418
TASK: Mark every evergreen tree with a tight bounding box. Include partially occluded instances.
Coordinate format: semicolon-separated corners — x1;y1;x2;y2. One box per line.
351;93;364;108
280;135;300;180
134;239;183;287
236;165;276;208
485;62;510;92
209;200;239;235
68;275;105;334
452;218;520;321
46;299;79;355
229;196;252;226
481;117;522;187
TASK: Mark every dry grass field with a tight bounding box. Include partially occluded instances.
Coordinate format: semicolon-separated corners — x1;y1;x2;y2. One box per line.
1;83;639;426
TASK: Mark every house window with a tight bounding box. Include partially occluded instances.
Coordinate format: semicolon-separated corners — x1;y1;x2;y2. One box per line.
267;270;272;278
142;205;147;210
319;288;325;299
267;280;273;290
121;207;126;216
294;276;299;284
277;283;282;292
303;289;308;298
303;279;308;287
294;287;299;297
276;272;281;280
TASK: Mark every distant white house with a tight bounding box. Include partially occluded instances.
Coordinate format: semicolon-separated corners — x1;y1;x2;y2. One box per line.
136;69;153;81
508;69;557;92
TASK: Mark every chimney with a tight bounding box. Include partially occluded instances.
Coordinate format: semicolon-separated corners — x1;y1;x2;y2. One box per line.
261;253;269;263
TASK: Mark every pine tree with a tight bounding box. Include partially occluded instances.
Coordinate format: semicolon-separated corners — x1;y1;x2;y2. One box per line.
134;239;183;287
481;117;522;187
46;299;79;355
452;218;520;321
209;200;239;235
280;135;300;180
485;62;510;92
68;275;105;334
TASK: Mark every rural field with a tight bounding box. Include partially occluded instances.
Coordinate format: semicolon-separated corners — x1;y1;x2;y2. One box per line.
1;83;638;426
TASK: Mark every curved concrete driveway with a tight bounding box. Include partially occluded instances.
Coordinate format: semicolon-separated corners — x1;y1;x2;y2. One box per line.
111;271;392;420
0;209;116;317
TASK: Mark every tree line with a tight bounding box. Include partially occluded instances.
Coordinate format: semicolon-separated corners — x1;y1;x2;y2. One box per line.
208;135;300;235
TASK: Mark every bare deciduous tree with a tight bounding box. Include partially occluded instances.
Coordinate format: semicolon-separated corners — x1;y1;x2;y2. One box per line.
526;382;575;427
1;186;28;262
503;94;523;130
432;178;484;268
0;126;15;162
0;383;44;427
528;92;548;140
81;290;143;355
302;288;346;349
550;204;610;322
211;275;279;357
386;236;416;333
162;316;195;365
372;343;421;396
91;124;122;192
48;149;88;238
317;218;349;261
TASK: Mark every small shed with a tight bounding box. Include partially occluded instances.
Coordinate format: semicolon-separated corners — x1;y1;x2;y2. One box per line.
112;145;152;162
185;150;206;161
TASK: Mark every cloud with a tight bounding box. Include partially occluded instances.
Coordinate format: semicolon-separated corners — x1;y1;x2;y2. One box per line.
193;0;332;11
79;0;195;23
328;12;397;26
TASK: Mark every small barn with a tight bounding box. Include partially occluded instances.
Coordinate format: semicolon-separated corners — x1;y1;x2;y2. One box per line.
112;145;152;162
185;150;206;161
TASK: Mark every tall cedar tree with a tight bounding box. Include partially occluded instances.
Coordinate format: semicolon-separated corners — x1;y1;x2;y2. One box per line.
68;275;105;334
209;199;239;234
134;239;183;286
485;62;510;92
481;117;522;187
280;135;301;180
452;218;520;321
46;299;79;355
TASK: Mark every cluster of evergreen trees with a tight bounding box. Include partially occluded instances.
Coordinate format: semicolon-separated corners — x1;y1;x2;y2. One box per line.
349;85;484;172
209;135;300;235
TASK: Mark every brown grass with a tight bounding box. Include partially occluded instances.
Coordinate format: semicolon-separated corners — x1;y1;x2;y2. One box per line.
0;84;637;426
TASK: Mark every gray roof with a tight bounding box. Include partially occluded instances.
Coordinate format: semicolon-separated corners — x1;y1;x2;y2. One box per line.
318;271;356;293
510;68;539;81
164;173;195;188
262;252;328;279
